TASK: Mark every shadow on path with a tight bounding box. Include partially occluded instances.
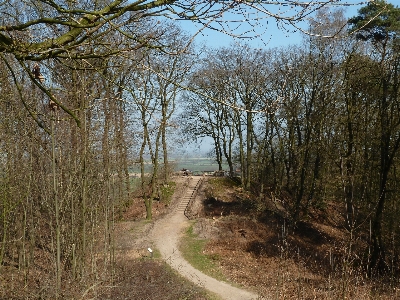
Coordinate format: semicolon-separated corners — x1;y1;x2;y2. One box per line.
150;177;259;300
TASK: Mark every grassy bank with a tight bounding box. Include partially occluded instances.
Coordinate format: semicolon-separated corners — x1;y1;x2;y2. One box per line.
179;222;227;282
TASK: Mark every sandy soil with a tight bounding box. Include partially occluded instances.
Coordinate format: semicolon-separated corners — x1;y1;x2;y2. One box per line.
112;176;400;300
149;176;259;300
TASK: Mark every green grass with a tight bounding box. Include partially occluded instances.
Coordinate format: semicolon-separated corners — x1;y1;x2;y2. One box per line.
145;246;222;300
206;177;242;201
209;177;240;190
161;256;223;300
160;181;176;205
129;157;228;173
180;223;227;282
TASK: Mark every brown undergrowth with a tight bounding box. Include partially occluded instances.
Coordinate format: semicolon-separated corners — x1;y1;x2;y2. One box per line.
192;177;400;299
98;176;211;300
3;175;399;299
0;176;211;300
96;259;210;300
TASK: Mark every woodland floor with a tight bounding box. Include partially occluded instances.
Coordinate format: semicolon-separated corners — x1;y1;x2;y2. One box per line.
107;175;400;300
3;175;399;299
97;176;214;300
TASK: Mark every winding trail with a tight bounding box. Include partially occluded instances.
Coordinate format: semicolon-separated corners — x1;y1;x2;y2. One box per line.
150;177;258;300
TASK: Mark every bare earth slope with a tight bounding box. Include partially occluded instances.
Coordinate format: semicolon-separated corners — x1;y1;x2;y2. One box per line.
114;175;399;299
112;175;258;300
150;176;258;300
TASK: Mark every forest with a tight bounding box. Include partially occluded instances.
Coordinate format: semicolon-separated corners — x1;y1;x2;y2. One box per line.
0;0;399;298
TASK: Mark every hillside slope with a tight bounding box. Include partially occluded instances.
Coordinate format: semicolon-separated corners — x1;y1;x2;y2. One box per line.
185;177;399;299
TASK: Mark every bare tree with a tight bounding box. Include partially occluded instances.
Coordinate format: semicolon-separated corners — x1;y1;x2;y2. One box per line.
0;0;368;126
348;0;400;275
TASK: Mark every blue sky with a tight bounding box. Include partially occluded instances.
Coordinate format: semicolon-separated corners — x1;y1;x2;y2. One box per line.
174;0;399;155
180;0;399;49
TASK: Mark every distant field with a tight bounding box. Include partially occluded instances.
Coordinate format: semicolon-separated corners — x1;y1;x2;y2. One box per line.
129;158;228;173
173;158;228;172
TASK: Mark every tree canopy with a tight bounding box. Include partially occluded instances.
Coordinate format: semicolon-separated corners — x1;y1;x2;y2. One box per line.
0;0;368;61
0;0;369;128
2;1;400;298
348;0;400;41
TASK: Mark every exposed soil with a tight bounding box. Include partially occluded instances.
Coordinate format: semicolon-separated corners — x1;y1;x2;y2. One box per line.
4;174;398;299
108;175;257;299
97;259;210;300
150;176;258;300
105;174;400;300
188;177;400;299
99;175;214;300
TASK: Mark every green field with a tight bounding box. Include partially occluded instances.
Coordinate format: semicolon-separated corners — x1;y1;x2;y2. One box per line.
129;157;229;174
172;157;228;172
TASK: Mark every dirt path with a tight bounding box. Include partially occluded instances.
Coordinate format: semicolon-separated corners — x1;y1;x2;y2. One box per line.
150;176;259;300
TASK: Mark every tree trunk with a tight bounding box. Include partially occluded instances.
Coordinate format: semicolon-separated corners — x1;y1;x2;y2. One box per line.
245;109;252;190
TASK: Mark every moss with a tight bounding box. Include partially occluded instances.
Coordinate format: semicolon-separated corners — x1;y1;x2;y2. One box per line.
180;223;226;282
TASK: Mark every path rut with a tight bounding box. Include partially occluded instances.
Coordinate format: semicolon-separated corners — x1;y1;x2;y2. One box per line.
150;177;258;300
